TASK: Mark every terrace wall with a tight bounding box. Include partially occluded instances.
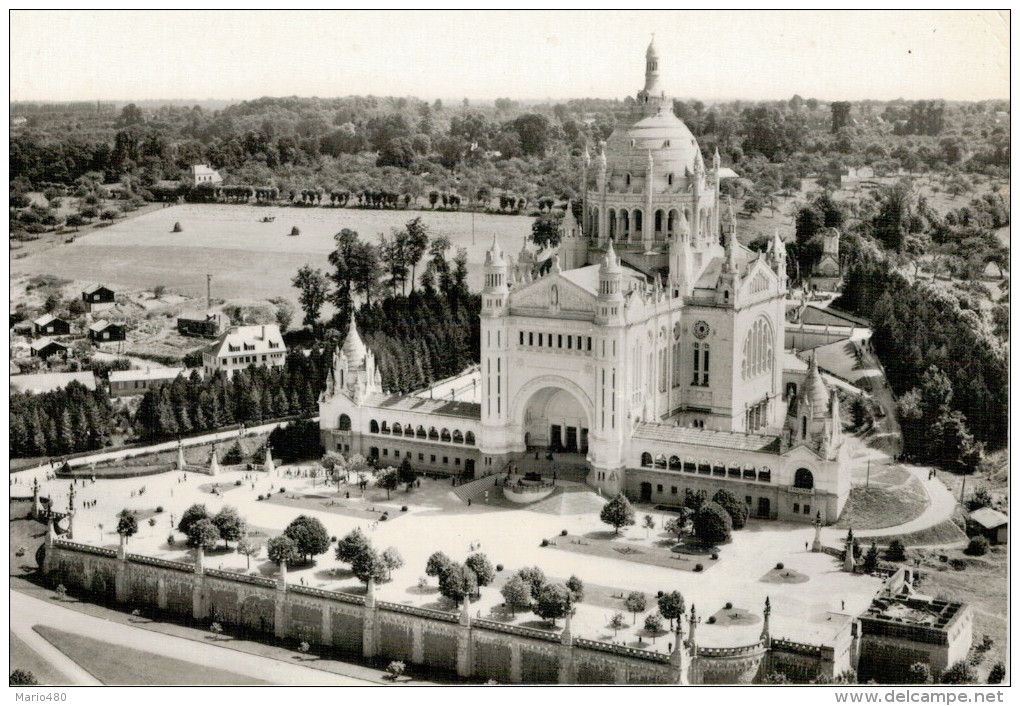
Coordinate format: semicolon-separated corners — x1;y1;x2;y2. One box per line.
42;538;685;684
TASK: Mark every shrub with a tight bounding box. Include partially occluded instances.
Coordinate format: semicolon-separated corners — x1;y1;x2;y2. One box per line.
711;552;719;560
401;506;408;512
257;494;264;501
776;562;784;570
330;536;338;543
380;515;387;521
949;558;967;571
561;529;568;536
940;661;976;684
964;536;989;556
9;670;38;685
155;506;163;513
279;488;285;493
987;662;1005;684
496;564;503;572
711;489;748;530
656;590;664;598
707;616;716;624
235;480;242;486
694;563;704;572
540;539;549;547
906;662;934;684
724;602;733;609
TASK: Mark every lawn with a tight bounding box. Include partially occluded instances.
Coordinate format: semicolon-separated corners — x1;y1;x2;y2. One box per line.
33;626;271;686
857;519;967;548
10;204;532;307
9;631;71;686
546;532;719;572
9;514;47;577
833;475;929;530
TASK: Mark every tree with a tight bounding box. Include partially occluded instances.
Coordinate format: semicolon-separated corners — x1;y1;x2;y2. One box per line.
624;591;647;623
608;612;626;636
116;510;138;538
402;217;430;291
500;576;532;616
9;670;38;685
381;547;404;580
212;506;246;549
940;661;976;685
644;611;664;636
267;535;299;565
438;563;477;603
600;493;636;535
376;468;399;499
533;583;572;626
694;502;732;544
178;503;209;535
222;441;243;465
351;547;387;585
657;591;685;629
425;551;455;579
465;553;495;587
965;536;990;556
565;575;584;602
862;542;880;573
187;518;221;551
906;662;934;684
682;488;707;512
516;566;546;595
886;539;907;562
530;214;562;250
292;265;329;328
284;515;330;563
397;457;415;487
328;229;380;318
237;536;263;570
987;662;1005;684
643;514;655;537
711;489;748;530
664;511;691;541
386;661;406;681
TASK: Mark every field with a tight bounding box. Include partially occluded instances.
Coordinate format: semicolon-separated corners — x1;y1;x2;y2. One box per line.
10;204;533;310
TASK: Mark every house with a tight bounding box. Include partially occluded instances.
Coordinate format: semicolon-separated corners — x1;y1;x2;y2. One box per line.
969;507;1008;545
177;312;224;338
189;164;223;187
33;314;71;337
203;324;286;379
29;338;68;360
108;367;188;398
87;320;127;343
82;284;116;313
10;371;97;395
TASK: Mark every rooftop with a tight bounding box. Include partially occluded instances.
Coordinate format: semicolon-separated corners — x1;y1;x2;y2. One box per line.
207;324;286;358
82;283;112;295
558;264;644;297
10;371;96;394
30;338;66;352
969;507;1008;529
109;368;187;383
361;392;481;421
633;422;781;454
861;596;965;632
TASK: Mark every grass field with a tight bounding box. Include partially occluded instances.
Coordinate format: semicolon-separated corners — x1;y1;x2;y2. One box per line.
33;626;271;685
10;204;533;308
9;631;70;686
833;475;930;530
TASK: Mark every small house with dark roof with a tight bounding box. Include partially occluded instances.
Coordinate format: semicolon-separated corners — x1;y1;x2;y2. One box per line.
87;320;127;343
33;314;71;337
82;284;116;312
30;338;67;360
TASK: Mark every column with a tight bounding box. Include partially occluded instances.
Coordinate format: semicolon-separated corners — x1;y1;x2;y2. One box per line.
157;576;168;611
411;621;424;664
456;596;473;678
115;534;129;603
274;560;288;639
558;610;575;684
192;546;207;621
362;579;378;658
509;641;522;683
321;606;333;647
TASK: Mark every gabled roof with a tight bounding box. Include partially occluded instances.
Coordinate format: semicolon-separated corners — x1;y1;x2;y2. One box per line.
33;314;64;327
558;264;644;297
969;507;1007;529
82;283;113;295
88;319;123;332
206;324;286;358
29;338;68;353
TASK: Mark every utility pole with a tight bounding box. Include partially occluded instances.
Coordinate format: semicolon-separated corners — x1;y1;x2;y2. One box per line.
959;473;967;507
206;274;212;311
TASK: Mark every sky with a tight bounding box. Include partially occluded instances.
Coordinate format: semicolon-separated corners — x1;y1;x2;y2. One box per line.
9;10;1010;104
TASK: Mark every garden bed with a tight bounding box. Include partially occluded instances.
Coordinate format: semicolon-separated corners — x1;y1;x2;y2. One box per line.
545;533;718;572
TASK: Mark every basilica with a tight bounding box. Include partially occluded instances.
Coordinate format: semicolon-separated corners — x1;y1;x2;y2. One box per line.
320;40;851;524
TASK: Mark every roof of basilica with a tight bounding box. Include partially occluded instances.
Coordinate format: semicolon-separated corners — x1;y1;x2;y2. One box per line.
604;105;702;175
633;422;782;454
559;263;645;296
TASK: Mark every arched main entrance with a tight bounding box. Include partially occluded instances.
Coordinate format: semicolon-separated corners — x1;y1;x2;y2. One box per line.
522;387;589;454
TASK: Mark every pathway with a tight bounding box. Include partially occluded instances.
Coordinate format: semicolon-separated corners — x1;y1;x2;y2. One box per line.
10;590;373;686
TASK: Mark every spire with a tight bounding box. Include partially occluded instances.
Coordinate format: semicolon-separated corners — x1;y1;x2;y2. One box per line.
341;315;367;367
761;596;772;642
484;233;504;265
600;239;621;274
713;146;721;170
597;141;607;172
583;143;591;167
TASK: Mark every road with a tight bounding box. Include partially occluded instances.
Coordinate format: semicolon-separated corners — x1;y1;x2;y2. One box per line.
10;590;374;686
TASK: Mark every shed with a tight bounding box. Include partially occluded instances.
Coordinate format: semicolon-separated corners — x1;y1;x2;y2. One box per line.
969;507;1007;545
33;314;71;337
87;320;127;342
82;283;116;312
29;338;68;360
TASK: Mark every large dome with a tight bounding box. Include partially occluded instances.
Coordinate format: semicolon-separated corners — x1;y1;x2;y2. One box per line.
604;108;702;176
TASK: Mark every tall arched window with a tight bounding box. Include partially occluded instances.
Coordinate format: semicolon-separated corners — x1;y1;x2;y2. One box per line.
465;431;476;446
641;452;653;468
741;316;774;380
392;423;402;435
369;420;379;434
440;428;451;442
338;414;352;431
794;468;814;490
416;425;427;438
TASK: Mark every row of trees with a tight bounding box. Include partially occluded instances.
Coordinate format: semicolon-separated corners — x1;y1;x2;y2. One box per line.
133;352;329;442
10;380;114;458
600;488;747;545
